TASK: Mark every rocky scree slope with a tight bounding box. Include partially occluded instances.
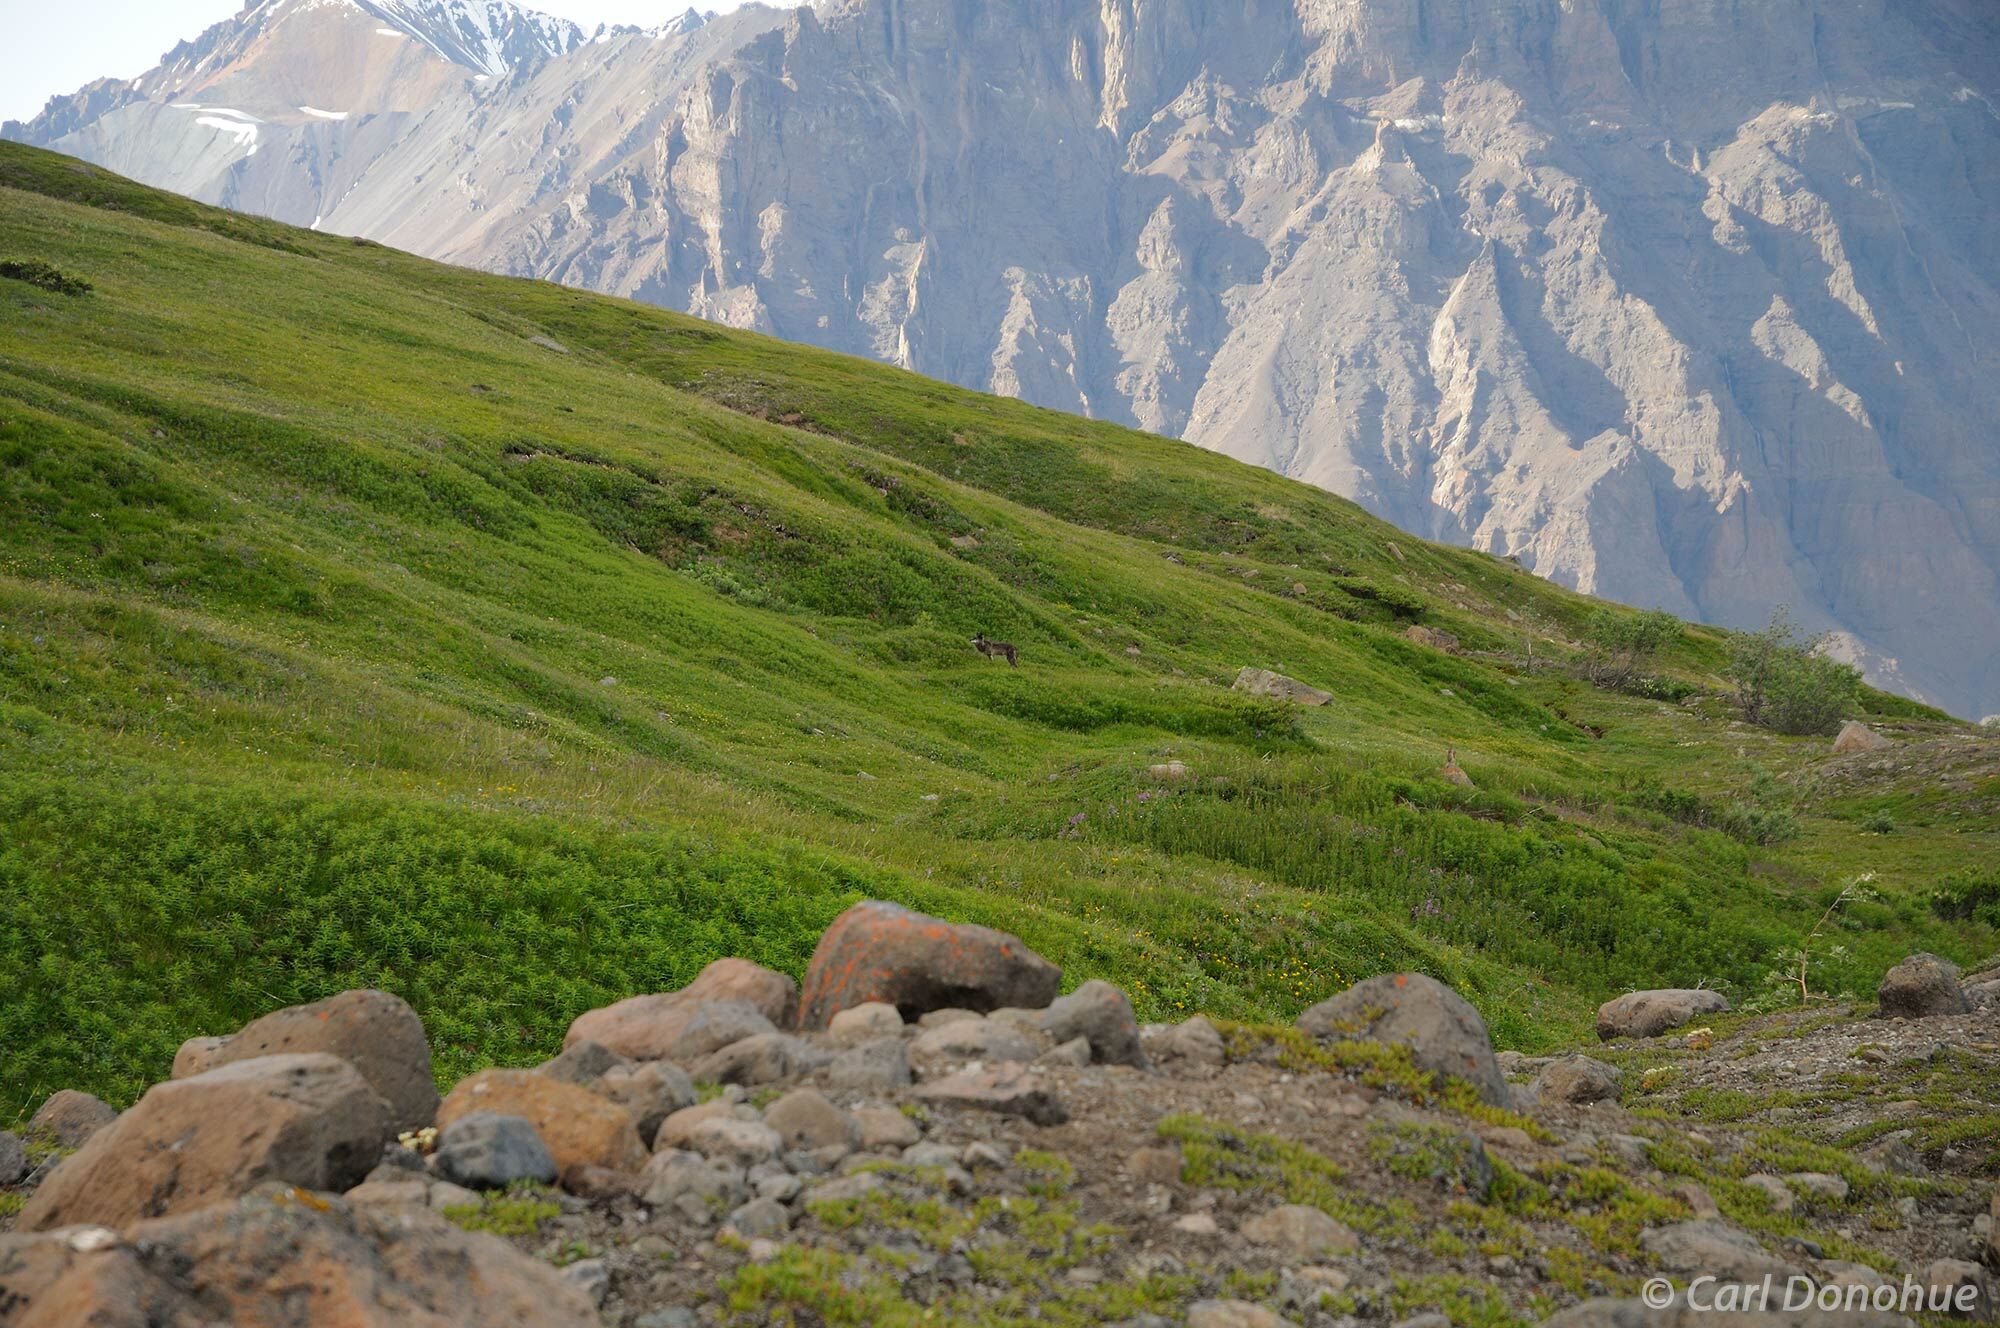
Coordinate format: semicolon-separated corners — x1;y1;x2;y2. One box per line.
8;0;2000;716
3;900;1998;1327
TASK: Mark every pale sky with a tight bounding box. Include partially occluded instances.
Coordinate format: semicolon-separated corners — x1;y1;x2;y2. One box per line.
0;0;756;124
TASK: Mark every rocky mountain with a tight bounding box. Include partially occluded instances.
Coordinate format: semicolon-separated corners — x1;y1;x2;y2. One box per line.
8;0;2000;717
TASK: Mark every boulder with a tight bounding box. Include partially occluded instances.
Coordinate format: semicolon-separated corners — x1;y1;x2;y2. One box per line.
1240;1204;1360;1258
1534;1055;1623;1104
0;1131;26;1186
725;1196;793;1239
826;1037;914;1093
536;1039;631;1085
1297;973;1511;1107
1035;980;1150;1068
915;1064;1067;1126
436;1070;646;1177
827;1001;905;1044
1149;1015;1228;1070
1878;953;1972;1019
688;1032;828;1086
1541;1298;1909;1328
1638;1221;1796;1282
762;1089;861;1153
653;1098;749;1151
431;1112;558;1190
1188;1300;1295;1328
1595;989;1731;1040
593;1060;697;1146
686;1118;784;1168
796;900;1062;1028
1232;667;1331;706
0;1183;599;1327
1832;721;1892;754
641;1149;750;1212
169;989;439;1132
19;1054;394;1231
855;1107;921;1150
24;1089;118;1149
911;1016;1044;1066
564;995;775;1064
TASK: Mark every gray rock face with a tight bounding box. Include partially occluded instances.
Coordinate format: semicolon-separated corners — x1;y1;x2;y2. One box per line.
432;1111;559;1190
11;0;2000;717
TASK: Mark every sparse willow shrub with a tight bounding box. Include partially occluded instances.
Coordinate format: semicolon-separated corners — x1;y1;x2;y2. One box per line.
1861;810;1896;835
1579;609;1680;692
1726;608;1861;736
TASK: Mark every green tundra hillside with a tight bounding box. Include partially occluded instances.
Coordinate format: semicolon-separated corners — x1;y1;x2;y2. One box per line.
1;142;1993;1118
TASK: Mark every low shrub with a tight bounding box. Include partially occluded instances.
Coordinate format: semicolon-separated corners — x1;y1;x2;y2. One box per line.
0;258;91;296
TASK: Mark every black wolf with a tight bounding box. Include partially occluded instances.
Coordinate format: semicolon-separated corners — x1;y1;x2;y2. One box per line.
971;634;1018;667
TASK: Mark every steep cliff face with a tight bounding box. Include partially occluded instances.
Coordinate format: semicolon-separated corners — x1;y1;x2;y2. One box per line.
11;0;2000;714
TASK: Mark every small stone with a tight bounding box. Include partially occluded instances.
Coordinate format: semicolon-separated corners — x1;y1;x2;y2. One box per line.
1743;1174;1796;1212
1788;1172;1850;1203
763;1088;861;1154
1672;1182;1720;1220
725;1197;793;1238
537;1040;630;1086
827;1002;904;1044
559;1258;610;1308
593;1061;697;1147
432;1111;559;1190
1126;1146;1182;1185
687;1117;783;1167
919;1008;985;1029
344;1178;430;1206
1154;1015;1227;1069
854;1106;921;1149
1173;1212;1220;1235
962;1141;1008;1170
805;1171;884;1205
1240;1204;1360;1259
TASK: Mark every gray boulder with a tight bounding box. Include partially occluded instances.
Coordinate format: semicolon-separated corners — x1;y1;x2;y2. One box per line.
432;1111;558;1190
1534;1056;1623;1105
689;1033;828;1086
1878;953;1972;1019
1596;989;1730;1040
0;1131;25;1186
1297;973;1511;1107
826;1037;913;1093
1036;980;1150;1068
25;1089;118;1149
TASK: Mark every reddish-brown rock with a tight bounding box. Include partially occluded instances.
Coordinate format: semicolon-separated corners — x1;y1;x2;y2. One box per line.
23;1089;118;1150
436;1070;646;1176
170;989;439;1131
18;1055;394;1232
796;901;1062;1029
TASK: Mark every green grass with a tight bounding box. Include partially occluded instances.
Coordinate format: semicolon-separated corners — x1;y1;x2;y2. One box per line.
0;140;1994;1117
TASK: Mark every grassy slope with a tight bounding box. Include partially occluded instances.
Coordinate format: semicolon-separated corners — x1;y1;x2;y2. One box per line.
1;143;1993;1117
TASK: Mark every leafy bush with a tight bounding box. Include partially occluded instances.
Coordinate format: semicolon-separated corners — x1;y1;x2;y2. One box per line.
0;258;91;295
1726;609;1861;736
1861;810;1896;835
1930;869;2000;928
1579;609;1680;692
